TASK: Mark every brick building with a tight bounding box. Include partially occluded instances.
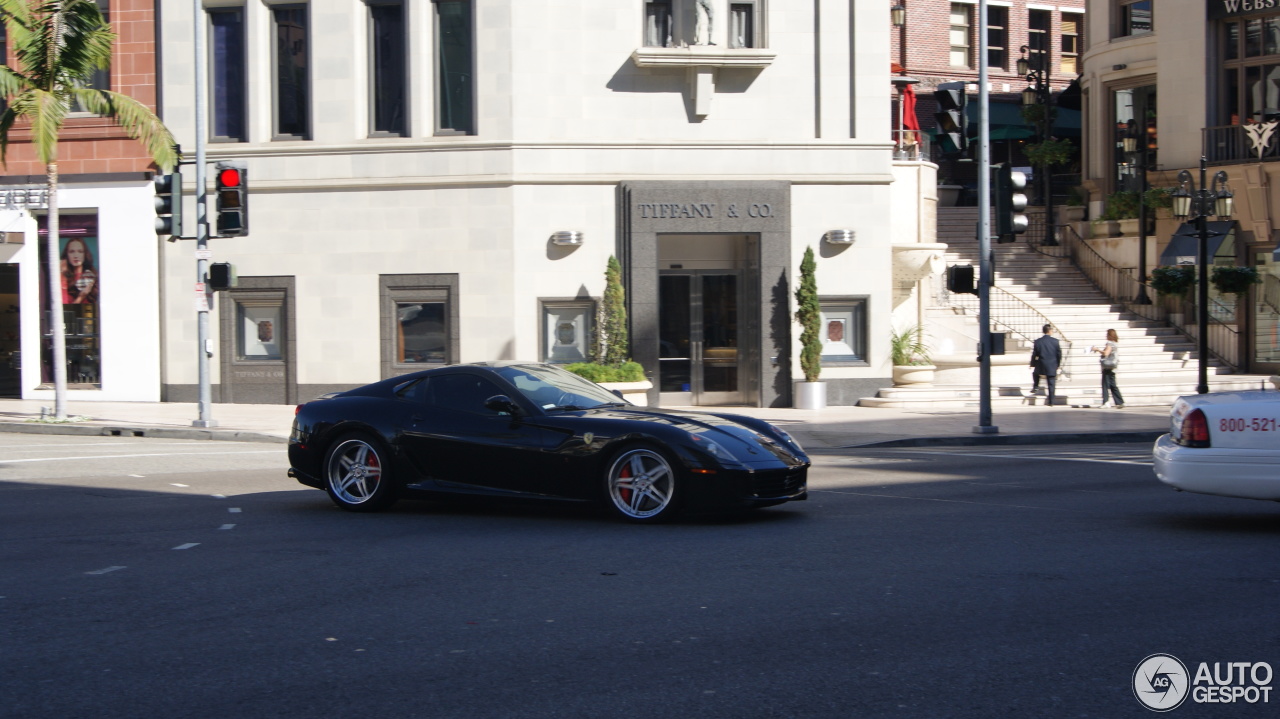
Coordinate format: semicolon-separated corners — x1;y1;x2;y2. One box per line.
0;0;168;401
889;0;1086;196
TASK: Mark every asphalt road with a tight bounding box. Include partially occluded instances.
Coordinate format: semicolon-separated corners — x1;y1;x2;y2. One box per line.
1;435;1277;718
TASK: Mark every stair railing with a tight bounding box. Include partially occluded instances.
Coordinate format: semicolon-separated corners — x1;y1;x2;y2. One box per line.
1025;221;1240;371
943;283;1076;380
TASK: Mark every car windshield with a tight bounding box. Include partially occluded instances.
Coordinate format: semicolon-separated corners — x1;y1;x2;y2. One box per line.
494;364;631;411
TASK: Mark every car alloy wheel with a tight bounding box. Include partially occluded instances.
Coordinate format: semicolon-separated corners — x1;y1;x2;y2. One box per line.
606;446;678;522
324;435;396;512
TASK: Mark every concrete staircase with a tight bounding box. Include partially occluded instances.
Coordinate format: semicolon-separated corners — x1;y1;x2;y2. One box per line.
859;207;1273;409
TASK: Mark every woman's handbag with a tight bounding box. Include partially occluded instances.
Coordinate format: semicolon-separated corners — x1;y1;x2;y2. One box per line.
1100;352;1119;369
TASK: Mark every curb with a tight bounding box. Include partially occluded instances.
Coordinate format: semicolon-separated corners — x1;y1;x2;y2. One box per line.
845;430;1165;449
0;421;286;444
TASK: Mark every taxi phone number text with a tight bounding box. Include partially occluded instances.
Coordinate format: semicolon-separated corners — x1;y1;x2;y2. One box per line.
1220;417;1278;431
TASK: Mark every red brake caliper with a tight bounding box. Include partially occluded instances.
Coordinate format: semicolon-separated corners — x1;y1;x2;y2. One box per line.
618;463;632;503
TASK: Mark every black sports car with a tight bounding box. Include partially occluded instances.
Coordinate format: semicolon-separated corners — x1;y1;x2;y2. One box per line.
287;362;808;522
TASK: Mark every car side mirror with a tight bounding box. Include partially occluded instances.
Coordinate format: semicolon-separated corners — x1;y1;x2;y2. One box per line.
612;389;624;400
484;394;521;416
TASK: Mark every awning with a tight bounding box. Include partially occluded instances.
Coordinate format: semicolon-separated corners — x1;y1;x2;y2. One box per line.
924;102;1079;140
1159;222;1237;265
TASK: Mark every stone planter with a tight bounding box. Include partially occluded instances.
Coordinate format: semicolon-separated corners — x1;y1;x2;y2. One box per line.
598;380;653;405
937;185;963;207
1117;218;1140;237
892;364;937;387
793;381;827;410
1090;219;1119;239
1058;206;1086;223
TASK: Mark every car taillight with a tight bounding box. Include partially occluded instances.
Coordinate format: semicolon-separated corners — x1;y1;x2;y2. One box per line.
295;403;305;416
1178;408;1211;448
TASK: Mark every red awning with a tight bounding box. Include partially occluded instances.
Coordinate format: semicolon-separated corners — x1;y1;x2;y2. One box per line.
902;83;920;131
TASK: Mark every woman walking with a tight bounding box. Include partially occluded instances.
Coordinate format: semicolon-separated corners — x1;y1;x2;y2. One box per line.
1091;329;1124;408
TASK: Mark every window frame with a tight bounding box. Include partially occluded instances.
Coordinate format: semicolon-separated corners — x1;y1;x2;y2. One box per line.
433;0;475;136
949;3;973;69
1114;0;1153;39
728;1;762;50
367;0;408;138
69;0;110;116
1027;9;1051;74
271;3;312;141
817;296;869;366
644;0;673;48
380;274;459;379
986;5;1008;70
1220;13;1280;125
539;298;596;364
1060;12;1083;76
208;5;247;143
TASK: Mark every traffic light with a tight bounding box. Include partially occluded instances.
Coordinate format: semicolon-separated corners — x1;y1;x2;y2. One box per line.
995;163;1029;243
947;264;977;295
933;82;968;155
208;262;237;291
215;162;249;237
154;169;183;238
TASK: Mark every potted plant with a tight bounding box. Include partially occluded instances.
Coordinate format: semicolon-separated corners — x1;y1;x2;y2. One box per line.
1145;186;1174;219
1149;265;1196;298
1099;190;1141;237
793;246;826;409
1211;265;1261;297
1148;265;1196;326
890;324;935;386
565;256;651;403
1059;186;1087;223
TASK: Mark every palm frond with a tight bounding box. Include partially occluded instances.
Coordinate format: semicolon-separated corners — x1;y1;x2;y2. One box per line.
0;64;35;99
76;89;179;170
27;90;68;165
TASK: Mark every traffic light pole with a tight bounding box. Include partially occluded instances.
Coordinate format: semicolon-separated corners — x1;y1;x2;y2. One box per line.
974;0;996;434
192;0;216;428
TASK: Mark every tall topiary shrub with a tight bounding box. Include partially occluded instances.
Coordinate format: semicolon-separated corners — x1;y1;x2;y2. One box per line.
597;255;629;367
795;246;822;383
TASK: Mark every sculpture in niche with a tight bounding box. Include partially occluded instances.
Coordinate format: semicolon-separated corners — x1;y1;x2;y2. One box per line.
694;0;714;46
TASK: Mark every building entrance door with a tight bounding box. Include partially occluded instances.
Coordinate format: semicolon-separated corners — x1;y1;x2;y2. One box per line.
0;264;19;397
658;271;745;405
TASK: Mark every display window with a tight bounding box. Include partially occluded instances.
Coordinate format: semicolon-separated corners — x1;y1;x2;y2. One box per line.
37;213;100;387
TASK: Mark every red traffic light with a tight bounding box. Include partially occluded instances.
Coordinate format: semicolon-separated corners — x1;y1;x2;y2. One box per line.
217;167;242;187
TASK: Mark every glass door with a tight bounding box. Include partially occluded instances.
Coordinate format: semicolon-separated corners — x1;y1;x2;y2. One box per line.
658;271;744;405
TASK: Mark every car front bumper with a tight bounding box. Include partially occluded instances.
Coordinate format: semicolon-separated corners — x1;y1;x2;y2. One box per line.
1153;434;1280;501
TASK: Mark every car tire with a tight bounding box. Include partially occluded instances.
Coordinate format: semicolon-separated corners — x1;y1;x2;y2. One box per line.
603;444;682;523
324;434;397;512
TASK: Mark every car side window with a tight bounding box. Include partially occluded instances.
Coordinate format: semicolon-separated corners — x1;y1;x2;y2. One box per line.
396;378;430;403
425;374;506;415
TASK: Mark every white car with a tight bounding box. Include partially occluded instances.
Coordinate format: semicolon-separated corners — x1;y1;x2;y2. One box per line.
1153;390;1280;501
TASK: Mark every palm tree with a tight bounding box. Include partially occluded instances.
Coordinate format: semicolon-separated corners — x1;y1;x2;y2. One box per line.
0;0;178;419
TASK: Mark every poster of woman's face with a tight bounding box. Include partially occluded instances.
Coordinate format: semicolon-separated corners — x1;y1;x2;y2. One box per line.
59;236;99;306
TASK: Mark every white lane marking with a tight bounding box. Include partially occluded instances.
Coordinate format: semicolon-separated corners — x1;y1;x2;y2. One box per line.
228;508;241;513
219;524;236;530
211;494;226;499
172;543;200;550
860;449;1153;466
85;566;127;575
0;441;224;449
0;450;280;464
170;483;189;488
129;474;146;478
812;488;1071;511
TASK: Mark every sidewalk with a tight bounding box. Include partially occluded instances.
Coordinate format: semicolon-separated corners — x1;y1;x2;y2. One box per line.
0;397;1172;449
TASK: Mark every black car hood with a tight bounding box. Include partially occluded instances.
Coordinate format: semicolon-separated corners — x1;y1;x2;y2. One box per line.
569;406;805;465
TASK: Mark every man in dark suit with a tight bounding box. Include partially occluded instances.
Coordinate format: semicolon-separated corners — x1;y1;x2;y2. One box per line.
1030;324;1063;406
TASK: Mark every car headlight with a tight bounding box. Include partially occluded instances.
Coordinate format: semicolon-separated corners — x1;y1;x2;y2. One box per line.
690;435;735;462
768;424;802;450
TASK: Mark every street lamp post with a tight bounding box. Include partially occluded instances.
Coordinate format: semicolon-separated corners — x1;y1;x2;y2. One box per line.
1123;123;1151;304
1171;157;1234;395
1018;45;1055;245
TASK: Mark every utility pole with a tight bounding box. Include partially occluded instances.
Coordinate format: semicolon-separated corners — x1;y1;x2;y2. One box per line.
192;0;215;428
974;0;996;434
